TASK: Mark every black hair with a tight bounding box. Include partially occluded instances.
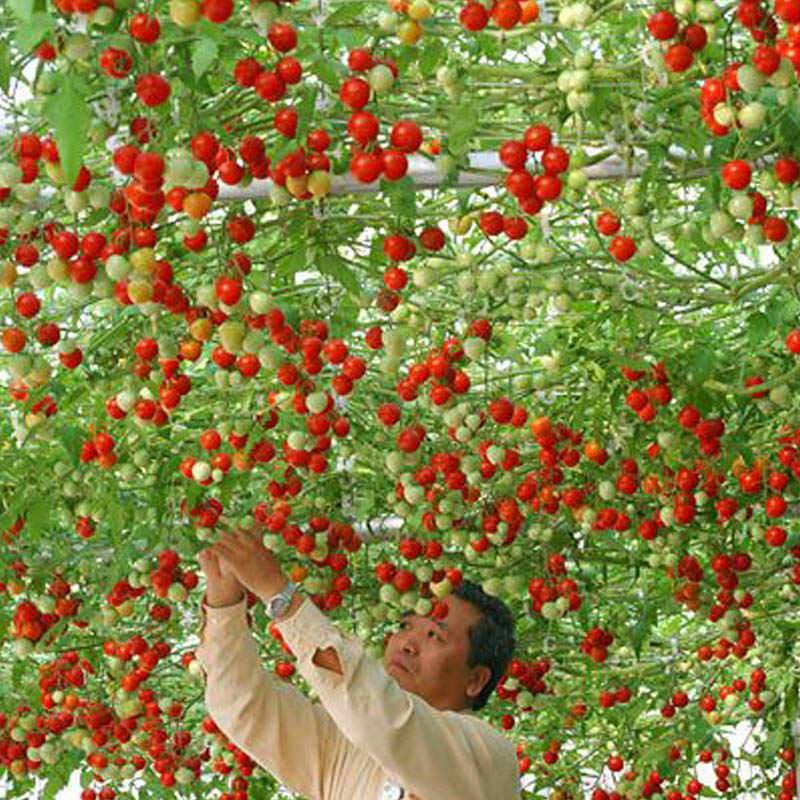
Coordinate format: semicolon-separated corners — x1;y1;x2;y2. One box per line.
452;580;516;711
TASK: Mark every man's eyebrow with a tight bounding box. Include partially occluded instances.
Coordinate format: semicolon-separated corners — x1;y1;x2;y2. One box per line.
400;610;449;632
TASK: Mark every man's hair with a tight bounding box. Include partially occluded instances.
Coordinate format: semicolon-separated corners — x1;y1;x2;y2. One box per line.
452;580;516;711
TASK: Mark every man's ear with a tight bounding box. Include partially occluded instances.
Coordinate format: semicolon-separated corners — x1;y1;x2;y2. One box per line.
465;664;492;701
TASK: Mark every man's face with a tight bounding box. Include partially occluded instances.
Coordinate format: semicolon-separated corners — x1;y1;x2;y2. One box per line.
382;594;491;712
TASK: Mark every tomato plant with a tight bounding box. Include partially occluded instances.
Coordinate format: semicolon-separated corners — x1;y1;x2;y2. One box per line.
0;0;799;799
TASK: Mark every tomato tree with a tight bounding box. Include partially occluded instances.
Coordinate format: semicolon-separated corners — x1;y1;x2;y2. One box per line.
0;0;799;798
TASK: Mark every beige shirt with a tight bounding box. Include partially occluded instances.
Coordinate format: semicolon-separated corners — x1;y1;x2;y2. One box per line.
195;592;522;800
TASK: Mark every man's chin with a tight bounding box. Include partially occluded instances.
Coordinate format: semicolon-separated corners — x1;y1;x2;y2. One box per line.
387;662;414;686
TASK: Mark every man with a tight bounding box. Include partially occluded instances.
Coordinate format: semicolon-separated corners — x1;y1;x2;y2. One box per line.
196;527;521;800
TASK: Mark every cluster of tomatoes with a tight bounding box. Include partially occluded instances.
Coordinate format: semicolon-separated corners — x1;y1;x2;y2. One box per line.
621;361;672;422
526;553;582;618
496;657;552;729
580;626;614;663
150;550;199;600
459;0;539;31
595;210;638;263
105;576;147;609
79;430;119;470
340;69;427;186
13;600;60;644
646;9;709;73
38;648;95;709
105;342;193;428
476;124;571;242
253;511;359;611
719;158;793;243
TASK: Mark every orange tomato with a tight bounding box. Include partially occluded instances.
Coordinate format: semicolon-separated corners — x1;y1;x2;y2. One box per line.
520;0;539;23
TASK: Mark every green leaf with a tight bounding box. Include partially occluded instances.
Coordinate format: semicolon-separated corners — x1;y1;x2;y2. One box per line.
311;55;343;89
631;602;657;659
330;292;359;338
318;252;361;296
686;345;715;384
58;423;83;463
9;0;34;19
448;99;481;157
762;722;787;759
294;84;318;145
15;12;53;52
276;244;308;278
381;175;416;223
25;497;49;535
325;1;368;24
745;311;771;347
778;106;800;151
191;37;218;78
419;37;446;78
0;41;10;94
43;75;89;187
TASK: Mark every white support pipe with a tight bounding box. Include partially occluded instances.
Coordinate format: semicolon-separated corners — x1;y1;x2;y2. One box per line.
216;144;709;202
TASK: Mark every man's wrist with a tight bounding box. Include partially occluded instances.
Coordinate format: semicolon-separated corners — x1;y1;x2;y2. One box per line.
204;590;245;608
256;576;290;605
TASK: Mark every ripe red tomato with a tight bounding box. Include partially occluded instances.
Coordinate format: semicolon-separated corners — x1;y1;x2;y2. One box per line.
347;111;380;144
276;56;302;85
201;0;233;22
609;235;636;262
129;13;160;43
390;120;423;152
541;146;569;174
762;217;789;242
268;22;298;52
460;1;489;30
381;150;408;181
135;73;171;107
721;160;751;190
274;107;298;138
215;276;242;305
492;0;522;28
785;329;800;353
479;211;504;235
663;43;693;72
339;77;370;110
499;140;527;170
775;156;799;184
596;211;621;236
419;226;445;251
307;129;331;151
503;216;527;239
752;44;780;74
506;169;535;199
523;123;551;151
348;48;374;72
227;217;255;244
681;23;707;52
234;57;262;87
647;10;678;39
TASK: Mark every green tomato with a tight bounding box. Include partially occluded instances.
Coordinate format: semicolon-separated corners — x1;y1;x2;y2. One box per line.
368;64;394;92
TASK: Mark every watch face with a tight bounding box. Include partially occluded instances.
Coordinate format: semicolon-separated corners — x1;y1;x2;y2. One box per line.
379;780;404;800
271;599;287;616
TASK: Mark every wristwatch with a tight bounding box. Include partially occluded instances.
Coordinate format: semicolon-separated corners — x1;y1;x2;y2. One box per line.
265;581;299;620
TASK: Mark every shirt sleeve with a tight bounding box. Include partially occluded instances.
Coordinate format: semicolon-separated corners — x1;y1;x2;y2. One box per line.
274;596;521;800
195;593;360;800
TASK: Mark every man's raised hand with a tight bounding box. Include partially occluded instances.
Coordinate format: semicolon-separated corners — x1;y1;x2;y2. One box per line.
205;524;288;602
197;547;244;608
